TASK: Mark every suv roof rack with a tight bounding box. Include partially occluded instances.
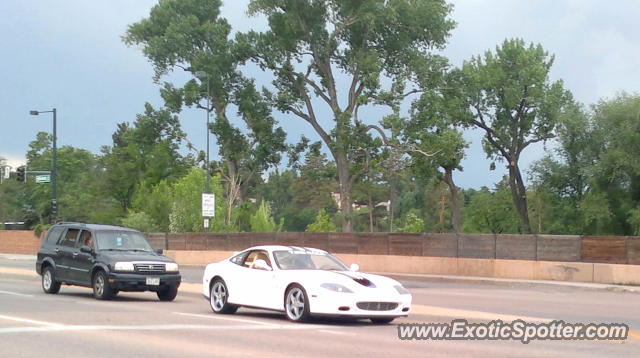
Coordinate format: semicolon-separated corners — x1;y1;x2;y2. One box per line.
53;221;85;226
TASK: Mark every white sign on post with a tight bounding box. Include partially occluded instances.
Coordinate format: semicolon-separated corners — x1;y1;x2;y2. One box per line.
202;193;215;217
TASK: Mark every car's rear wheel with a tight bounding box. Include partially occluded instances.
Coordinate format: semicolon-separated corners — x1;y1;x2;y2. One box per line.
157;285;178;301
370;317;395;324
92;270;114;300
210;279;237;314
285;285;311;322
41;266;61;294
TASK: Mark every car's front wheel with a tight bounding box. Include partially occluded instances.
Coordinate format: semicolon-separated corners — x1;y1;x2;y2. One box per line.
92;270;114;300
210;279;237;314
41;266;61;294
157;285;178;301
284;284;311;322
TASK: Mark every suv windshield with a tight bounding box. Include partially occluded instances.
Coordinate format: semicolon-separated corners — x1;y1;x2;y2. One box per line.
95;231;152;252
273;250;348;271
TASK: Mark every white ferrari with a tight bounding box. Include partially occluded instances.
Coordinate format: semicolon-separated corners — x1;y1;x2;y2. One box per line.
202;245;412;323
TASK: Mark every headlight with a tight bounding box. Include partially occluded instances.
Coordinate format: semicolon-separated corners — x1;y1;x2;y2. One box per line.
114;262;134;272
394;285;410;295
320;283;353;293
165;262;179;272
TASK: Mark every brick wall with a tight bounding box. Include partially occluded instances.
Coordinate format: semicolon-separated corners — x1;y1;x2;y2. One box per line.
0;230;41;254
145;232;640;265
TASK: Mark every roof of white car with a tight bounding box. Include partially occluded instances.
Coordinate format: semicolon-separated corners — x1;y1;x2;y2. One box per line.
245;245;328;253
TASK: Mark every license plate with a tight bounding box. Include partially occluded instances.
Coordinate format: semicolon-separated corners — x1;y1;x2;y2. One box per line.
146;277;160;286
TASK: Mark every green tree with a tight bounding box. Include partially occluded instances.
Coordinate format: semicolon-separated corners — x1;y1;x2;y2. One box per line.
124;0;287;228
397;212;425;234
242;0;455;231
250;201;281;232
101;104;191;210
121;212;161;233
457;39;573;233
462;182;520;234
21;133;122;226
305;209;338;233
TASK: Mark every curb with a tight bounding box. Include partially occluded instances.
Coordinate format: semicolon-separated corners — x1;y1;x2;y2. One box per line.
382;272;640;293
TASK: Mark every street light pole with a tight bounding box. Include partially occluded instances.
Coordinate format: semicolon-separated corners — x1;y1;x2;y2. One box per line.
52;108;57;221
205;78;210;194
195;71;211;194
29;108;58;223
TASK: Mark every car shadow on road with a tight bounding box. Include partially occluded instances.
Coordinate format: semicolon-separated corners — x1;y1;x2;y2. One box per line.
231;310;394;327
55;291;162;302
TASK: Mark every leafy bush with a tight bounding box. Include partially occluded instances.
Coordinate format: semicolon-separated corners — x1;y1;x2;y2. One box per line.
305;209;338;232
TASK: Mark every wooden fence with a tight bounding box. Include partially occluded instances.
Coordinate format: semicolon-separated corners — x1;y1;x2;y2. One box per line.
145;232;640;265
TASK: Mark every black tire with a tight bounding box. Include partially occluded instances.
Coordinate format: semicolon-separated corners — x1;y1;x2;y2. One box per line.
41;266;61;294
209;278;238;314
370;317;395;324
92;270;114;300
284;284;311;322
157;285;178;301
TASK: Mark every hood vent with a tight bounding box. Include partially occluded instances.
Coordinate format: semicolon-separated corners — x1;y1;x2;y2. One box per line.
334;271;376;288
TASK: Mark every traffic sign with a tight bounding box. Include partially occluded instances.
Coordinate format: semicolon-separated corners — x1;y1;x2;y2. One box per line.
202;193;215;217
35;175;51;183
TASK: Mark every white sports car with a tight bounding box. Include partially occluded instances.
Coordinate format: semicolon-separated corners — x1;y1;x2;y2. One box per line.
202;245;412;323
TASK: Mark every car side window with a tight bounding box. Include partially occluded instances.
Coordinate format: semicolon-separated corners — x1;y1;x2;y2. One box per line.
76;230;93;249
44;226;65;245
243;250;272;270
230;251;249;266
60;228;80;247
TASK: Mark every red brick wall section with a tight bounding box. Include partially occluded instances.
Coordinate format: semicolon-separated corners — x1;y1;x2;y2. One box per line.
0;230;41;254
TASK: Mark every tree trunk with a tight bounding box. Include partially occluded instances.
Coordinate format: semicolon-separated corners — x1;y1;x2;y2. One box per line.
368;192;374;232
442;166;461;233
389;193;395;233
508;163;531;234
335;153;353;232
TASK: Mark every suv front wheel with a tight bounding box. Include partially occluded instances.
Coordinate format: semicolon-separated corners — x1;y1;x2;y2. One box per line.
157;285;178;301
92;270;114;300
42;266;61;294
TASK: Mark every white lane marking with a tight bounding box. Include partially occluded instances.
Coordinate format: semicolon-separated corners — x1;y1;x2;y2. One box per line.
410;304;553;323
174;312;279;327
318;329;351;336
0;323;327;334
0;290;34;298
0;314;65;328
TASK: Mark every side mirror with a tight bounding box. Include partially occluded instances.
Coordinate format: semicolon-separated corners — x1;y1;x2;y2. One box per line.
79;245;93;254
253;259;272;271
350;263;360;272
154;248;164;255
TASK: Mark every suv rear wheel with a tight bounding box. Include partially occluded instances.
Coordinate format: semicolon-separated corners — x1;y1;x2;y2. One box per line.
92;270;114;300
42;266;61;294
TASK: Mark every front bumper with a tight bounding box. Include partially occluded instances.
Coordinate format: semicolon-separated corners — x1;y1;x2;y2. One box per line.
307;289;412;318
108;272;181;292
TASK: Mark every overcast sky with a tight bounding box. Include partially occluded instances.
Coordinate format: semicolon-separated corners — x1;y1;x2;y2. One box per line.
1;0;639;189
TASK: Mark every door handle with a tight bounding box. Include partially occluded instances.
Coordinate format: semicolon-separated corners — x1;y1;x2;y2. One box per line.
72;252;78;257
54;248;60;253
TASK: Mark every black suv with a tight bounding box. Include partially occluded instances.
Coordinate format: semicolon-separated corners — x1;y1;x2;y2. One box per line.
36;222;181;301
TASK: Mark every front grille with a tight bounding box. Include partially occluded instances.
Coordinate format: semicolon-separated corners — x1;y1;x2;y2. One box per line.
134;263;165;273
356;302;398;311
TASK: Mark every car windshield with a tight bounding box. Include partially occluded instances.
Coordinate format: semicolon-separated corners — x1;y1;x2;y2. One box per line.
95;231;152;252
273;250;349;271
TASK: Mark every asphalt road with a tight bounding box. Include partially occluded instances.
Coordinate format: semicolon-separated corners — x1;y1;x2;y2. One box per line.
0;255;638;357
